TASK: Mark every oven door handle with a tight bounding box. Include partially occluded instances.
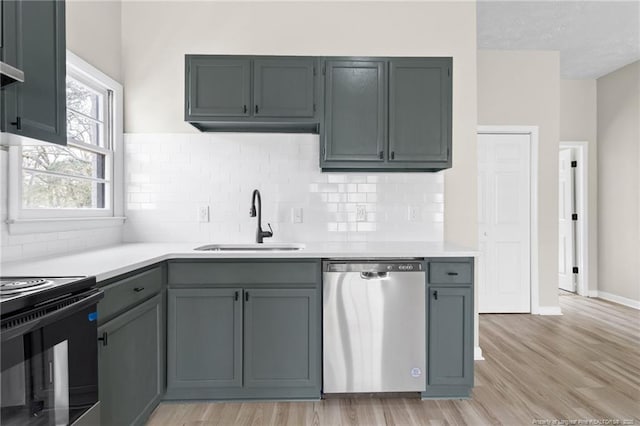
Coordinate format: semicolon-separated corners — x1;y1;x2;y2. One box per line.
1;290;104;343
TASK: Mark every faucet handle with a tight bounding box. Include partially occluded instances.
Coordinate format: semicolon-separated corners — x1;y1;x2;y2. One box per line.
266;223;274;237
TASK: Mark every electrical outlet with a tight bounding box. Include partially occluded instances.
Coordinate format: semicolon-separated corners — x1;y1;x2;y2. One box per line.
408;206;419;222
198;205;210;223
356;205;367;222
292;207;303;224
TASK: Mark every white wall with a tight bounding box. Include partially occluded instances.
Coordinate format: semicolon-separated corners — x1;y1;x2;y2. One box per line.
124;133;444;243
477;50;561;310
66;0;122;82
597;60;640;304
559;79;598;293
120;0;479;249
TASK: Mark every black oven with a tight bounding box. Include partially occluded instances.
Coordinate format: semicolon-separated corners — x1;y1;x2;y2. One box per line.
1;277;103;426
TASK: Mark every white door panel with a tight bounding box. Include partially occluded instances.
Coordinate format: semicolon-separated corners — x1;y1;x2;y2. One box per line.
478;133;531;313
558;149;575;292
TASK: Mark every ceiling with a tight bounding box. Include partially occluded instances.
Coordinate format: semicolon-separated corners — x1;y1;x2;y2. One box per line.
477;1;640;79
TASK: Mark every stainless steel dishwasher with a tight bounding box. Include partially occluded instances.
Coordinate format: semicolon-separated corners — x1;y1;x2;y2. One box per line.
323;259;426;393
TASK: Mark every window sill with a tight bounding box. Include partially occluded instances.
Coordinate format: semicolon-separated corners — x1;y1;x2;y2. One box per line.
6;216;126;235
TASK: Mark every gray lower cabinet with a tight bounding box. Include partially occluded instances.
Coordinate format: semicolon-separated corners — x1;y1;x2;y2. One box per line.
1;0;67;145
423;258;474;399
167;288;243;390
166;260;321;400
243;288;319;389
98;294;164;426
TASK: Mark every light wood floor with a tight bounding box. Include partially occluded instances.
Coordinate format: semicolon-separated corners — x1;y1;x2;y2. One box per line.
147;294;640;425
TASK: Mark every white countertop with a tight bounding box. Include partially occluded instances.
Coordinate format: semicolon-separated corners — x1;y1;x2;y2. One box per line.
0;241;477;282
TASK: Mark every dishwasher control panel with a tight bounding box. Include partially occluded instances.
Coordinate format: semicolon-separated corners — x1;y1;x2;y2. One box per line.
324;260;423;273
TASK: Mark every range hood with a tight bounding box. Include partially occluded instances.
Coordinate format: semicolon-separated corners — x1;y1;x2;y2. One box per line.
0;61;25;87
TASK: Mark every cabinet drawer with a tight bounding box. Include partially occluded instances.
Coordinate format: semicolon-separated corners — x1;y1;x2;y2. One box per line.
99;267;163;322
428;261;472;284
168;260;320;286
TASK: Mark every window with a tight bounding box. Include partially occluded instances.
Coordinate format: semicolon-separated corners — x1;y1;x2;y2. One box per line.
8;52;124;229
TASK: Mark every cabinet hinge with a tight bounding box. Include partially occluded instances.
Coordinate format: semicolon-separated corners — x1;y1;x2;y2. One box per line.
572;213;578;221
572;266;579;274
571;160;577;168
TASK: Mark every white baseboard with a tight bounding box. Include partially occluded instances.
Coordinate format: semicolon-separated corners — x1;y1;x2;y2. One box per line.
588;290;599;298
594;291;640;310
536;306;563;315
474;346;484;361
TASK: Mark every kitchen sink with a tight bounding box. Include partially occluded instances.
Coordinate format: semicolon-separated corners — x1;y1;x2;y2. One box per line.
193;243;305;252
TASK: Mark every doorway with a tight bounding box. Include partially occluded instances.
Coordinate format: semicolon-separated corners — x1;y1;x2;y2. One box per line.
558;142;589;296
477;131;533;313
558;148;576;293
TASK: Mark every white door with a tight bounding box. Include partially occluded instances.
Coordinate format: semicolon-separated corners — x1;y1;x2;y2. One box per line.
478;133;531;313
558;149;576;292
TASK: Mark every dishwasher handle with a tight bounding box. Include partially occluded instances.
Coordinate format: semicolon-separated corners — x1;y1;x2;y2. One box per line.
360;271;389;280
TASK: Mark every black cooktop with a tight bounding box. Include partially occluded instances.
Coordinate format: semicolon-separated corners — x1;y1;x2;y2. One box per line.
0;276;97;317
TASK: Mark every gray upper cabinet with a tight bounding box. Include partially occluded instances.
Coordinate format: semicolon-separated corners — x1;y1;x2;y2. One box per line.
243;288;319;389
99;294;163;426
186;57;251;118
167;288;243;391
322;60;386;164
253;58;315;118
321;57;452;172
185;55;320;133
1;0;66;145
389;58;451;165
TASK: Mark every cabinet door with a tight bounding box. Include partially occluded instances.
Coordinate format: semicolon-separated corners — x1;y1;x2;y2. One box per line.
243;288;320;389
428;286;473;386
389;59;451;163
186;57;251;118
167;288;243;389
323;60;386;163
253;58;315;118
99;294;163;426
2;0;66;145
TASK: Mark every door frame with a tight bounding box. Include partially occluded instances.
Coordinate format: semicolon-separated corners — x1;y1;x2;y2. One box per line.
559;141;589;297
477;126;540;313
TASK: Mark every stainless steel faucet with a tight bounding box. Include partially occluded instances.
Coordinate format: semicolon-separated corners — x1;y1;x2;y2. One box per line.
249;189;273;243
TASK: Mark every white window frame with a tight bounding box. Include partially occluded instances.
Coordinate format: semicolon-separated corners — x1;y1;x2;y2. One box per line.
7;51;125;234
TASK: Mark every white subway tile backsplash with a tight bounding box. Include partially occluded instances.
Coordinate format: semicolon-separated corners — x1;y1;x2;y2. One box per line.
123;134;445;243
